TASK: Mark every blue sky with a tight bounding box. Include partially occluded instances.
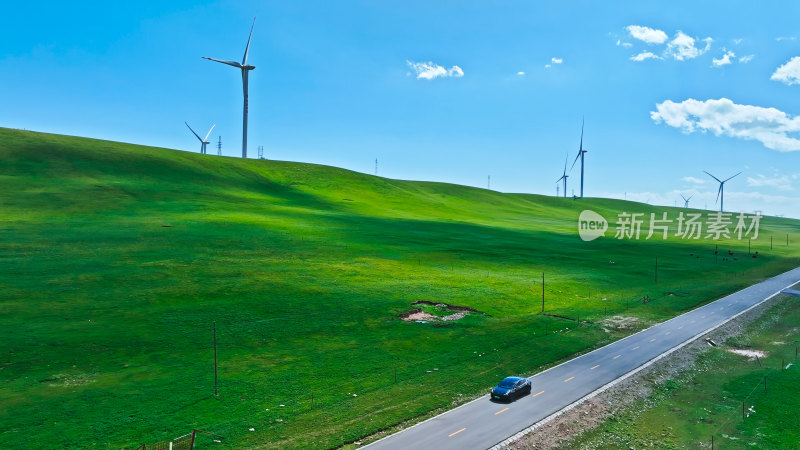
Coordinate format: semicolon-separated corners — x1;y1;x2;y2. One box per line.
2;1;800;217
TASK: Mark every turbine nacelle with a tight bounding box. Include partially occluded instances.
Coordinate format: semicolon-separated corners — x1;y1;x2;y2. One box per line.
185;122;216;154
703;170;741;212
202;17;256;159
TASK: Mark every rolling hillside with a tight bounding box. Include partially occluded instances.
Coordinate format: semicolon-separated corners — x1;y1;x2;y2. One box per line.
1;127;798;448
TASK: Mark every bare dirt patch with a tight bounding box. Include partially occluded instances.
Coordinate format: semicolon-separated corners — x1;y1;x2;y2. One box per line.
600;315;641;331
727;349;766;359
399;301;484;323
398;309;438;322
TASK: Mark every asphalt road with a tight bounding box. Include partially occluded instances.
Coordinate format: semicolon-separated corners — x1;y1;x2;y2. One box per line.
365;267;800;450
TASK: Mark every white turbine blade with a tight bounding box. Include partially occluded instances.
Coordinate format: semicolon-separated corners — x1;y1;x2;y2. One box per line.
203;124;217;142
688;194;694;201
703;170;722;183
185;122;203;142
570;151;581;171
203;56;243;68
242;17;256;65
723;171;742;183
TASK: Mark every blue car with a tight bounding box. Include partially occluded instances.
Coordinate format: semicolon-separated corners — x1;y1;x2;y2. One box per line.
491;376;532;401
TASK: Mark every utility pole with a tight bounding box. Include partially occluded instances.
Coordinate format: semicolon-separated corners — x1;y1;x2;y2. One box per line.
375;158;378;176
655;257;658;284
217;136;222;156
488;175;491;190
213;322;218;396
541;272;545;313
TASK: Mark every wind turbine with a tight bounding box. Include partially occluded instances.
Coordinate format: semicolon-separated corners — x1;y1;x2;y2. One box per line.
680;193;693;208
185;122;216;154
704;171;741;212
203;18;256;159
570;118;588;198
556;153;569;198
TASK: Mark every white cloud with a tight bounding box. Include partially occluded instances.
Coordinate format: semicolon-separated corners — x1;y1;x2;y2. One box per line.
771;56;800;85
517;71;525;76
665;32;712;61
682;176;707;184
746;174;795;191
630;51;662;62
406;60;464;80
776;36;797;41
544;64;551;68
551;57;563;64
626;25;668;44
739;54;754;63
712;50;735;67
732;38;743;45
616;39;633;47
651;97;800;152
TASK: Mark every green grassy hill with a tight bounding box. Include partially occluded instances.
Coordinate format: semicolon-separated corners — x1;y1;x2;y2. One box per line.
1;127;798;449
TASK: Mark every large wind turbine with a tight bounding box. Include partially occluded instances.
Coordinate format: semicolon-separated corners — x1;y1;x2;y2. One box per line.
185;122;216;154
680;193;693;208
556;154;569;198
704;171;741;212
570;118;588;198
203;18;256;159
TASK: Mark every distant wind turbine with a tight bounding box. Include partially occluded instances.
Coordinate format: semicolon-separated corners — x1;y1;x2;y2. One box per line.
203;17;256;159
570;118;588;198
680;193;693;208
185;122;216;154
704;171;741;212
556;153;569;198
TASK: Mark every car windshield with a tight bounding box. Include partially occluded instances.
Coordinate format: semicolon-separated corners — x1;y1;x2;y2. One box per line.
498;378;518;388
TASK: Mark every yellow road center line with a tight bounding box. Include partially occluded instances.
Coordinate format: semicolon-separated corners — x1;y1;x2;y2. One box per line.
590;364;600;370
495;407;509;416
613;354;621;359
449;428;466;437
532;390;545;397
564;376;575;382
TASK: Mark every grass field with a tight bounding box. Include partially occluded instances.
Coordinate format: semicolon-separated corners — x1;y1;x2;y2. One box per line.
1;127;798;448
564;290;800;449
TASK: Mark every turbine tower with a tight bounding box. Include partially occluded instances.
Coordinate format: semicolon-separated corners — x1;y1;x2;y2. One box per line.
570;118;587;198
203;18;256;159
704;171;741;212
556;153;569;198
680;193;693;208
185;122;216;154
